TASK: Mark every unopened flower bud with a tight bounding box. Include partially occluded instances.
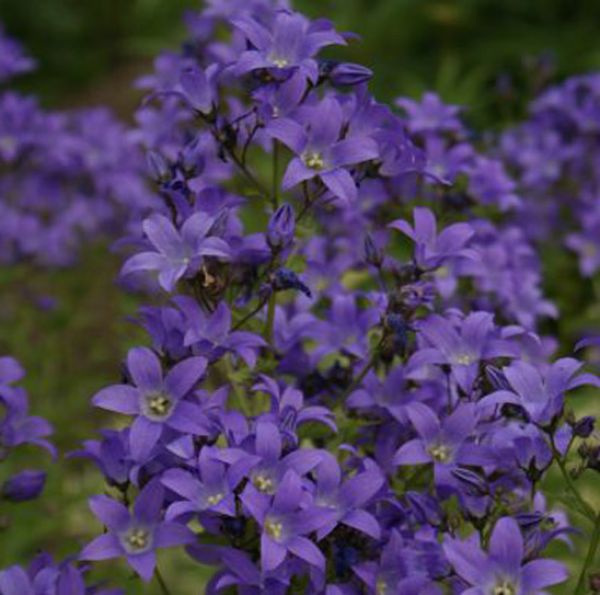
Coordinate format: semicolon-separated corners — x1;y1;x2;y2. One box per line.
2;470;46;502
147;151;171;184
273;268;311;298
267;203;295;251
319;59;373;86
364;234;383;267
573;416;595;438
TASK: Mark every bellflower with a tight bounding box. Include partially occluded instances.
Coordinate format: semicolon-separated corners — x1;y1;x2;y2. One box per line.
389;207;476;270
444;517;568;594
241;470;334;575
231;10;345;84
121;213;231;291
393;403;493;487
92;347;209;461
410;312;518;393
269;96;379;203
80;482;196;581
479;357;600;425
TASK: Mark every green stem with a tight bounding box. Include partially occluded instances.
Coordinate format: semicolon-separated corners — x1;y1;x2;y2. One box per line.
223;357;250;416
232;296;269;331
550;439;595;519
575;513;600;595
154;567;172;595
228;149;269;197
339;355;376;402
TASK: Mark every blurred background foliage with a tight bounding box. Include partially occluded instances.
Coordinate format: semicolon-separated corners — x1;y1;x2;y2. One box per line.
1;0;600;592
4;0;600;123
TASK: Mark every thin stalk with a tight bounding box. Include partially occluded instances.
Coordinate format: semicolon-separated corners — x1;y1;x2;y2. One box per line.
154;567;172;595
232;296;269;331
227;149;269;197
574;513;600;595
339;355;376;402
222;356;251;416
550;438;595;519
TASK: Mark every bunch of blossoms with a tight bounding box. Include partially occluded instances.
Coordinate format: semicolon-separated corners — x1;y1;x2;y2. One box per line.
0;25;35;83
393;92;556;332
21;1;593;593
0;356;53;504
0;25;158;267
501;73;600;277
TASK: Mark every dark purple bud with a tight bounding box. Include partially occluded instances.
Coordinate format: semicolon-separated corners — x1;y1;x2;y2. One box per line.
406;491;442;526
147;151;171;184
485;365;512;391
364;234;383;267
386;313;409;355
573;416;595;438
2;470;46;502
267;203;295;251
319;59;373;86
451;468;488;496
179;137;206;177
273;268;311;298
333;543;359;578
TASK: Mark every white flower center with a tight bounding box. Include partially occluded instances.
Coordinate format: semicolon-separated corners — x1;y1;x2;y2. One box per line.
492;580;516;595
265;518;284;541
206;493;224;506
303;150;325;170
253;473;275;494
428;443;452;463
143;391;173;420
121;527;152;553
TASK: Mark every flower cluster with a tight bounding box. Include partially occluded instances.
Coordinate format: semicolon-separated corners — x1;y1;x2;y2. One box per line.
501;74;600;276
71;1;600;593
0;356;53;503
1;2;599;594
0;24;157;267
0;24;35;83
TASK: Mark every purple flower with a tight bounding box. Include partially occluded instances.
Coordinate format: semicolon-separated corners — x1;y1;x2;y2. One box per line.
241;470;335;575
479;357;600;425
313;453;383;540
238;419;322;498
410;312;518;393
267;203;295;252
72;429;133;487
0;26;35;82
252;375;336;438
355;532;446;594
175;298;266;368
0;554;121;595
444;517;568;594
396;92;463;135
177;65;219;115
80;481;195;581
307;294;379;362
389;207;476;270
393;403;492;487
2;470;46;502
269;96;379;203
121;213;231;292
161;446;254;520
231;11;345;83
92;347;209;461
